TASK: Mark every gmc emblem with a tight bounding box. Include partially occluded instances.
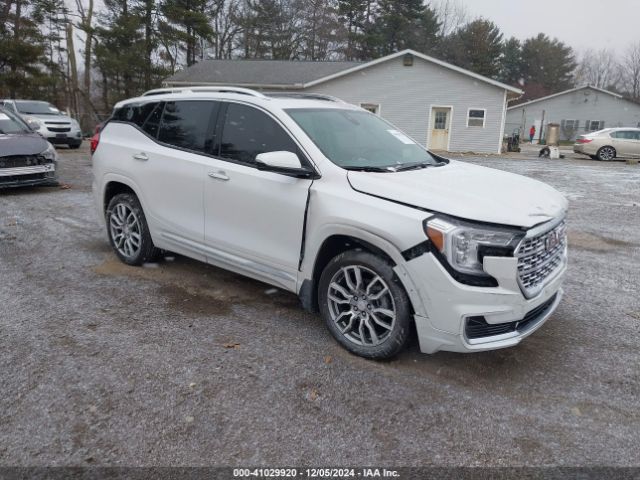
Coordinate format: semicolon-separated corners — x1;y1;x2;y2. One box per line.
545;230;562;252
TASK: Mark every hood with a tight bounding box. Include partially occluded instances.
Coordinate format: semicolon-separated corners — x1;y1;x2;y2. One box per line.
347;160;567;228
25;113;74;123
0;133;50;157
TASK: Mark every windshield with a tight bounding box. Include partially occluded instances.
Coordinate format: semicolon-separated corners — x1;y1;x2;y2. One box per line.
286;108;440;171
15;101;60;115
0;110;31;134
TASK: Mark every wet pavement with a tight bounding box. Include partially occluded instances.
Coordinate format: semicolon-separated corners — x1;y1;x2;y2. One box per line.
1;144;639;466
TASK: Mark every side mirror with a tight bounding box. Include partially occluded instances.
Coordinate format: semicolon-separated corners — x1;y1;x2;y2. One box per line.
255;151;316;178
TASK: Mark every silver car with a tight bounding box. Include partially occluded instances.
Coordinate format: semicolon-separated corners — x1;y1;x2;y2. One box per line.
0;99;83;149
574;127;640;161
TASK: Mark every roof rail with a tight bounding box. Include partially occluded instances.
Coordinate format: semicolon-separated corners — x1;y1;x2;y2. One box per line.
265;92;345;103
142;86;267;98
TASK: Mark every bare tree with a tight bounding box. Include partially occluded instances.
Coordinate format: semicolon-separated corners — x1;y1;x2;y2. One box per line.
207;0;244;59
575;48;621;90
432;0;469;37
621;41;640;102
74;0;94;94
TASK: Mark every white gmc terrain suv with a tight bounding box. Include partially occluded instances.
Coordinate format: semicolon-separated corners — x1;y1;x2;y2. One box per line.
92;87;568;359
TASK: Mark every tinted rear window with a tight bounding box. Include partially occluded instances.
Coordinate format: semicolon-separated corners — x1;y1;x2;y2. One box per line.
114;102;159;127
158;101;219;153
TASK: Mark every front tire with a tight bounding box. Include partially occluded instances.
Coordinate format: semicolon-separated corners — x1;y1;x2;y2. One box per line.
597;146;616;161
106;193;159;265
318;250;411;359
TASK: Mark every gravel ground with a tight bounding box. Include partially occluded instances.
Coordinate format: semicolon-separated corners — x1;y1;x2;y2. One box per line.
0;144;639;467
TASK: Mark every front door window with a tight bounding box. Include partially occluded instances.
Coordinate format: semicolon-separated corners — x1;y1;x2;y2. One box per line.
434;111;447;130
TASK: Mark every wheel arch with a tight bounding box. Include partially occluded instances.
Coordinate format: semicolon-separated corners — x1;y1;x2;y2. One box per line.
299;229;421;316
102;175;144;215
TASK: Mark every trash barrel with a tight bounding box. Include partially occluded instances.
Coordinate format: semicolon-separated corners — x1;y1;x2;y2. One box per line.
546;123;560;146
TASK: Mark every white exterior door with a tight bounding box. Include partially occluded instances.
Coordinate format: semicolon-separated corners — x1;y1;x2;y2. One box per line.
203;102;312;290
429;107;451;150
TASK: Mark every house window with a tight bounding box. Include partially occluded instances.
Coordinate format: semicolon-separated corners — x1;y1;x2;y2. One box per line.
360;103;380;115
467;109;486;127
585;120;605;131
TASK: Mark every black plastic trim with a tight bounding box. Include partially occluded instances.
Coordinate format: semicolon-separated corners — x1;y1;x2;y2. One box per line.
401;240;432;261
430;247;499;287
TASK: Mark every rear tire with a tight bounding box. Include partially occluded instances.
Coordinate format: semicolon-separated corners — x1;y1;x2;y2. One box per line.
597;146;616;161
589;155;598;160
318;250;411;360
106;193;159;266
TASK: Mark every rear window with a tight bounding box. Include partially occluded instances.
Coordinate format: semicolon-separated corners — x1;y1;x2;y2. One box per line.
114;102;159;128
158;100;219;153
611;130;640;140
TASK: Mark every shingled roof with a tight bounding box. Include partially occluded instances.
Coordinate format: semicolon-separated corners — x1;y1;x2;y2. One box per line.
164;59;362;88
163;50;523;95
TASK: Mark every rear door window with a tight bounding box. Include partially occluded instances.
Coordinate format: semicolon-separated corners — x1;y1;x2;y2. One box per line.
158;101;220;153
141;103;164;138
114;102;158;127
219;103;298;165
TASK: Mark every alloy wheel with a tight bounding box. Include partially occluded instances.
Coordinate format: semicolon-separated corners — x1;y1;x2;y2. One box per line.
599;147;615;161
109;203;142;258
326;265;396;346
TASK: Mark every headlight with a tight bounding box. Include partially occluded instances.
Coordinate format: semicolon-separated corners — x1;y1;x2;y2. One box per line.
425;216;523;276
41;142;57;160
71;119;80;129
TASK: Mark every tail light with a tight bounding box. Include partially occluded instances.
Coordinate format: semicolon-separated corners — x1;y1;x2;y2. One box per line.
90;132;100;154
577;138;593;144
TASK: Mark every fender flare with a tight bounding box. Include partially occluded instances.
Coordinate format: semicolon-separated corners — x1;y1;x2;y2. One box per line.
299;224;426;317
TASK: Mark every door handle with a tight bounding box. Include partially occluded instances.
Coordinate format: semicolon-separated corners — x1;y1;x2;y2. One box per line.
208;171;229;181
132;152;148;161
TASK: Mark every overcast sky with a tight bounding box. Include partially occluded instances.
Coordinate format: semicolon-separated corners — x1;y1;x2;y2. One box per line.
460;0;639;54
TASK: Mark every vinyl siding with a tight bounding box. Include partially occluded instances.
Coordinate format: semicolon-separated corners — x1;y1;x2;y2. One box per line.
506;87;640;141
304;56;507;154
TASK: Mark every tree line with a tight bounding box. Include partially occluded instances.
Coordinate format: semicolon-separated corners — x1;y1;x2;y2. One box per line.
1;0;639;130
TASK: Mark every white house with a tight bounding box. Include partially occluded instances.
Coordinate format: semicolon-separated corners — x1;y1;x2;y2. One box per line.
505;85;640;142
163;49;523;154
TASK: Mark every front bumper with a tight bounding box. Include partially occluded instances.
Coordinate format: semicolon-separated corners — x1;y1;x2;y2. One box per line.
37;127;82;145
399;251;567;354
0;163;58;188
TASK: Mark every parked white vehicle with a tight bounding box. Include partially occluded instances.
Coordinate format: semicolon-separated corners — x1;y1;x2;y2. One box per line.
92;87;568;359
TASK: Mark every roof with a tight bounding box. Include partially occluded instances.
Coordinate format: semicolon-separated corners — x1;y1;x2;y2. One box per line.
507;85;624;110
164;59;362;88
164;49;523;95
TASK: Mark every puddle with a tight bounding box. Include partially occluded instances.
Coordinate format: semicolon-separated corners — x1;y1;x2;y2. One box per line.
92;256;300;316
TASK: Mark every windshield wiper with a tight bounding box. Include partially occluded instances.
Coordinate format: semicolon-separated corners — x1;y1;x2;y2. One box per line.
394;162;435;172
344;166;395;173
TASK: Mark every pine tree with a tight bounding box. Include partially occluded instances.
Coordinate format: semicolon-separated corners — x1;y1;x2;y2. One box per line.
499;37;523;86
160;0;213;66
0;0;47;98
520;33;576;98
443;18;503;78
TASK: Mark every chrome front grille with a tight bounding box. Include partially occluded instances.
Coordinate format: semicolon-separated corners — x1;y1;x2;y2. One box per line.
516;218;567;297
